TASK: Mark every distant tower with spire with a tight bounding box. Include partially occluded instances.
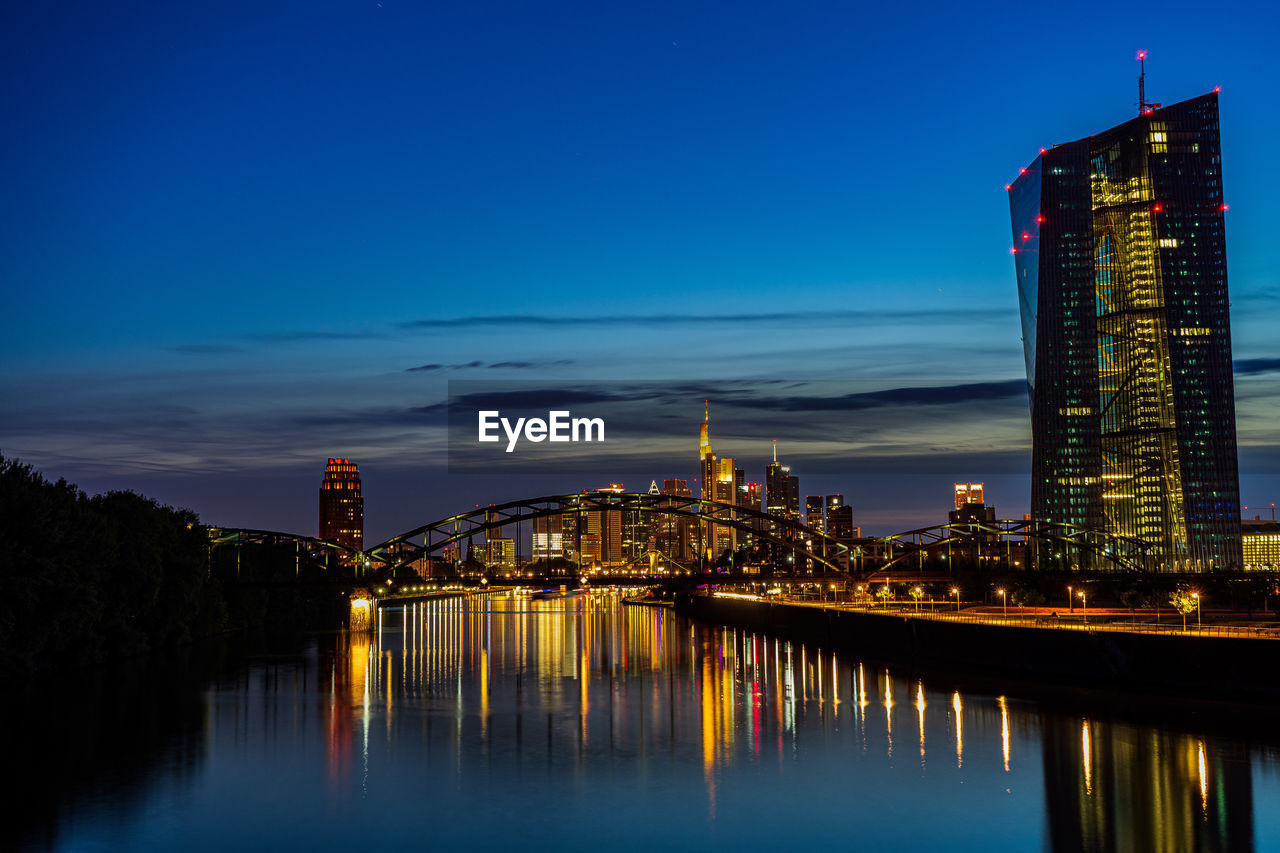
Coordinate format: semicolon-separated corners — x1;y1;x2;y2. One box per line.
697;401;738;559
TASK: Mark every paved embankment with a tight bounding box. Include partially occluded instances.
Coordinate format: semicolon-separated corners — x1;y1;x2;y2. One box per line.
675;594;1280;699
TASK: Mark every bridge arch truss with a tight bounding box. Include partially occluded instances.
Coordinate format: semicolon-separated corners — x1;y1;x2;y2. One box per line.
872;518;1154;575
365;491;852;581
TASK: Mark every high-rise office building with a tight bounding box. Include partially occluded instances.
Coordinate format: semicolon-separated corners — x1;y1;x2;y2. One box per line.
954;483;984;511
740;481;764;549
658;478;697;563
765;441;800;522
1009;88;1241;570
805;496;826;533
765;440;801;570
825;496;856;570
318;458;363;552
698;405;737;559
532;513;564;560
581;483;625;566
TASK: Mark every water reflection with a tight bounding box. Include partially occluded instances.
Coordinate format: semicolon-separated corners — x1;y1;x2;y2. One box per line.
12;591;1279;852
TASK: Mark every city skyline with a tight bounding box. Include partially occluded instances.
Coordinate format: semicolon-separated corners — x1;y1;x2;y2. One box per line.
8;6;1280;850
3;1;1279;540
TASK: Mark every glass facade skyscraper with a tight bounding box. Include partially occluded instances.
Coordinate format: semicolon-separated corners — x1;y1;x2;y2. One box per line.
1009;92;1241;571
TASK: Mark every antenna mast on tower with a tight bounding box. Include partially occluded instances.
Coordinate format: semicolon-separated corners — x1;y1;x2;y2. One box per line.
1136;50;1161;115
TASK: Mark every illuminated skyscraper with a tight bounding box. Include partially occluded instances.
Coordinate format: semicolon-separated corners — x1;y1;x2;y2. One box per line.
698;404;737;558
318;458;363;552
532;513;564;560
765;440;800;569
765;441;800;522
805;496;826;534
581;483;625;566
1009;88;1241;570
954;483;984;511
659;478;697;563
825;496;857;570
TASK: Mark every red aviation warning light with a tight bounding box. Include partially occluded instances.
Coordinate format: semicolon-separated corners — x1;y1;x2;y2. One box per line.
1153;203;1163;213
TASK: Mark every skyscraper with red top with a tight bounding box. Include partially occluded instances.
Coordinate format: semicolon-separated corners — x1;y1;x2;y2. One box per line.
319;458;363;552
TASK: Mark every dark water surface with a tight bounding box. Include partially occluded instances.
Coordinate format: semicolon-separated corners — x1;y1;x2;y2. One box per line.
10;591;1280;852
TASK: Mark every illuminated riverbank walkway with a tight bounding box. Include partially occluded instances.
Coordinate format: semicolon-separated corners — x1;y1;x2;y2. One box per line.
707;591;1280;641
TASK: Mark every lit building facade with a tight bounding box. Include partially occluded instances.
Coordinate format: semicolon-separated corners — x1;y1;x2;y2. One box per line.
486;538;516;570
532;513;564;560
805;496;826;534
1241;519;1280;570
765;440;800;569
698;406;737;559
1009;91;1241;570
318;458;363;552
954;483;984;511
825;496;857;571
765;441;800;522
657;478;697;564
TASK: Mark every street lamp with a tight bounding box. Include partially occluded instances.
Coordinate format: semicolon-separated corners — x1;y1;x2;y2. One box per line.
997;588;1007;618
913;586;922;613
952;587;960;612
1192;592;1201;630
1067;584;1073;613
1078;590;1087;622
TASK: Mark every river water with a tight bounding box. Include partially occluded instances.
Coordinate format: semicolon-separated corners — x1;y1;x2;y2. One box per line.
11;590;1280;852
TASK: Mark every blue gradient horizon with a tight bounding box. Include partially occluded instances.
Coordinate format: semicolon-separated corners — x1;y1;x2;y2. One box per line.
3;0;1278;538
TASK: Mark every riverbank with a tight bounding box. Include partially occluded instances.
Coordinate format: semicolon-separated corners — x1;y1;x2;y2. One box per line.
675;593;1280;699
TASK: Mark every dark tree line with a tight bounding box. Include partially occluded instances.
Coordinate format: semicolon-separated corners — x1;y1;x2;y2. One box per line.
0;454;226;679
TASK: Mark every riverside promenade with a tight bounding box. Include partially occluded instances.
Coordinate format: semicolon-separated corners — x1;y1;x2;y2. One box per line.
675;592;1280;699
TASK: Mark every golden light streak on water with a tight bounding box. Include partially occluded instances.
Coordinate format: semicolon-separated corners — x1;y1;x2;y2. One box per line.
701;652;717;819
817;648;824;704
952;691;963;769
884;670;894;758
999;695;1010;772
1082;719;1093;795
916;681;926;763
784;643;795;734
831;654;839;706
479;646;489;740
1199;740;1208;816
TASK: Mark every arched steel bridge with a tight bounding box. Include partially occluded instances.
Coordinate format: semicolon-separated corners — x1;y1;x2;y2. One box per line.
365;491;852;580
207;492;1159;581
207;527;369;578
872;518;1154;575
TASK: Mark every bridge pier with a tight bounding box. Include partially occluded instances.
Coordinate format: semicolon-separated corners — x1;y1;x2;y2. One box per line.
349;589;374;632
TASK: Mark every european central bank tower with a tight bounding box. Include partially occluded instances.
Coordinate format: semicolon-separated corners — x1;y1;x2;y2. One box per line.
1009;91;1241;571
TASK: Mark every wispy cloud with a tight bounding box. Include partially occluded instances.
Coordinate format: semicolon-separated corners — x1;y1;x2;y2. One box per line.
1234;357;1280;376
714;379;1027;412
399;307;1014;330
406;359;575;372
242;330;386;343
169;344;243;355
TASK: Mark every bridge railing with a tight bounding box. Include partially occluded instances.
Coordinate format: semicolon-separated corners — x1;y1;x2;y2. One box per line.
752;596;1280;640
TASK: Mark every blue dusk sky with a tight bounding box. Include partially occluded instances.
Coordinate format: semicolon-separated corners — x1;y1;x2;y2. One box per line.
3;0;1279;540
